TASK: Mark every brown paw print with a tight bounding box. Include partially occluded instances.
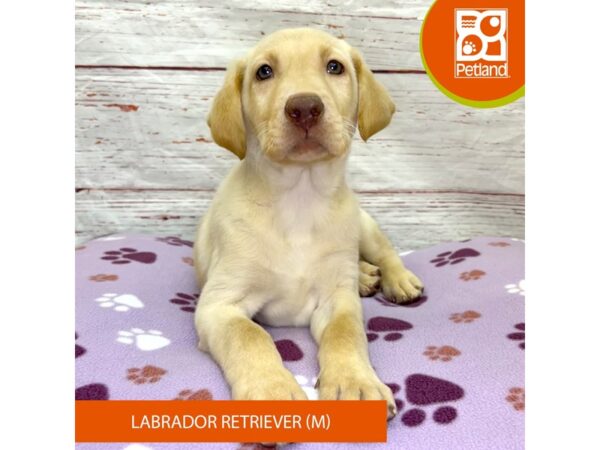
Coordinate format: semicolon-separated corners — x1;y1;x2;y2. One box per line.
506;387;524;411
423;345;461;361
507;323;525;349
182;257;194;266
101;248;157;264
127;365;167;384
157;236;193;247
450;310;481;323
170;292;199;313
459;269;486;281
430;248;480;267
174;389;213;400
89;273;119;282
488;241;511;247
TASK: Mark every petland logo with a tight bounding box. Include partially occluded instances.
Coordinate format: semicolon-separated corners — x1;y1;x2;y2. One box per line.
455;9;508;78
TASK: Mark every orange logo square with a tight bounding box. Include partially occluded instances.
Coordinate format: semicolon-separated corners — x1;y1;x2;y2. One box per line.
455;9;509;78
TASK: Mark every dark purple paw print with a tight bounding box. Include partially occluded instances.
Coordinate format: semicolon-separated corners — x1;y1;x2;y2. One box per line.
373;293;428;308
157;236;194;247
75;332;86;358
238;444;277;450
274;339;304;361
507;323;525;349
430;248;480;267
101;248;157;264
366;316;413;342
169;292;199;313
387;374;464;427
75;383;109;400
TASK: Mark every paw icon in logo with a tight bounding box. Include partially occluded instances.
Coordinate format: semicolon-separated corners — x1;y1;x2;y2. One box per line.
462;39;478;56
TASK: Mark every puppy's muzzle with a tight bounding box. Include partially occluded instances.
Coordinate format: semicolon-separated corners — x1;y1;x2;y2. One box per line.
285;93;324;132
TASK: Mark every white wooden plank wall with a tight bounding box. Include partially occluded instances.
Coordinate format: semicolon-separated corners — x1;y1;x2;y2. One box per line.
75;0;524;249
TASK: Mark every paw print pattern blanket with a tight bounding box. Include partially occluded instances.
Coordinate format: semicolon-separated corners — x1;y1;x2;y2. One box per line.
76;235;524;450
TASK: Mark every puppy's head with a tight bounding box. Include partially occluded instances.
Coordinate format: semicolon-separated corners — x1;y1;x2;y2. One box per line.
208;28;395;163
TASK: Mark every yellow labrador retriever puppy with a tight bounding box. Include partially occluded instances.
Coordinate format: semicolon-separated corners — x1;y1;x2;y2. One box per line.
194;28;423;418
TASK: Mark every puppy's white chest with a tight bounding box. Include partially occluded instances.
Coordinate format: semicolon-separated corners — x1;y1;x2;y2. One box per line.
255;235;322;326
255;183;333;325
276;169;329;236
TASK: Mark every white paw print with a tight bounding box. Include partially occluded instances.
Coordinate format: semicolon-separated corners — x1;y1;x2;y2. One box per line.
98;235;126;241
123;445;154;450
117;328;171;351
295;374;319;400
505;279;525;296
95;293;144;312
463;40;476;55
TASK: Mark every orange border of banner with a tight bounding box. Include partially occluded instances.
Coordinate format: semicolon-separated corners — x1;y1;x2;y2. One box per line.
76;400;388;443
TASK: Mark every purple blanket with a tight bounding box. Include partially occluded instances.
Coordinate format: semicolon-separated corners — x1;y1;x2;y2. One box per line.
76;235;524;450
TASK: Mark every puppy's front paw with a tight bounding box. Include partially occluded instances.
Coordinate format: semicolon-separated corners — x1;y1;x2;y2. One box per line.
232;368;308;401
232;370;304;448
359;261;381;297
381;268;424;304
317;368;397;420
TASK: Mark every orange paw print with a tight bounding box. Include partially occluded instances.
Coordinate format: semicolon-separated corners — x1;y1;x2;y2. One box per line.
488;241;511;247
506;387;524;411
450;310;481;323
423;345;461;361
174;389;213;400
127;365;167;384
182;257;194;266
89;274;119;282
459;269;486;281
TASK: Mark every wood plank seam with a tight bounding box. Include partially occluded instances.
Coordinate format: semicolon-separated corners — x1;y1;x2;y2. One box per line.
75;65;426;75
234;8;422;21
75;187;525;197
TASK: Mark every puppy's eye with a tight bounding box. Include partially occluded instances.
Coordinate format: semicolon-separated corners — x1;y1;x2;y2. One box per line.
256;64;274;81
326;60;344;75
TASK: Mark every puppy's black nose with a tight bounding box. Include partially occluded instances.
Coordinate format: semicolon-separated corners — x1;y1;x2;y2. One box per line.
284;93;324;132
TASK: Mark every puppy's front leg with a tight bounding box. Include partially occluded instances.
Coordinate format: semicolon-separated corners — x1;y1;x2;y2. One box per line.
195;298;307;401
311;288;397;418
359;209;424;303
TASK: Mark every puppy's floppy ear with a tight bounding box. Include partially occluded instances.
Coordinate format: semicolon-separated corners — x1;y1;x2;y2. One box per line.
207;59;246;159
351;49;396;141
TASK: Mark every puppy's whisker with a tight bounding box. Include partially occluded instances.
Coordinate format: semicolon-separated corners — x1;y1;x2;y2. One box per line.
254;121;269;140
342;119;357;136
